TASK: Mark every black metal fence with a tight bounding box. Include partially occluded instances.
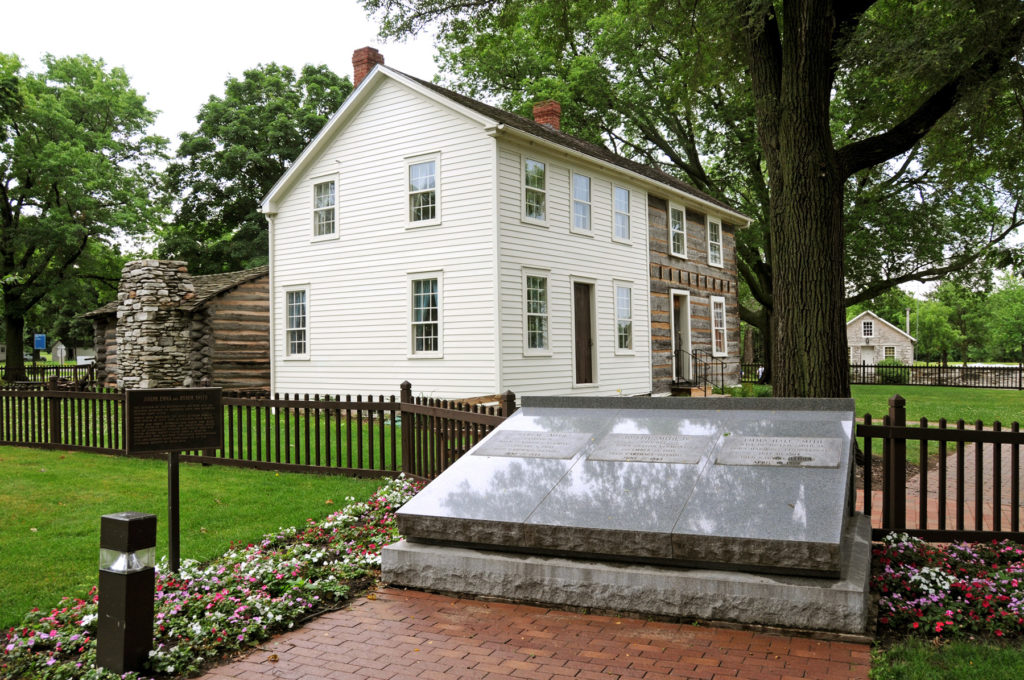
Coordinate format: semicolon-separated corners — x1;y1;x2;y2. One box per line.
0;362;96;383
742;362;1024;389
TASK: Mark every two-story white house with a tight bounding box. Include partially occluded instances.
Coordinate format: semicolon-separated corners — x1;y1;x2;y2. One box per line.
260;48;748;399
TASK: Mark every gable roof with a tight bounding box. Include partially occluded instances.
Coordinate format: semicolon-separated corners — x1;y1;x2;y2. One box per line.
261;65;749;224
846;310;916;343
83;265;269;319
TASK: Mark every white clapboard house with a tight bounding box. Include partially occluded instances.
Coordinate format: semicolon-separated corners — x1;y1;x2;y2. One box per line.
260;48;748;399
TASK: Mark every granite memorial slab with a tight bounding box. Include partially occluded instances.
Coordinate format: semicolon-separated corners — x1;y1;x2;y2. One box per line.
395;397;856;577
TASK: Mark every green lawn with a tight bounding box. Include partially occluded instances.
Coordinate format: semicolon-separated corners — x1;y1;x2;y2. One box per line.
851;385;1024;426
0;446;385;628
872;638;1024;679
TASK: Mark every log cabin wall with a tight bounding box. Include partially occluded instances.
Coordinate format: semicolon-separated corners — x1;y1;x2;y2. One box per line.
647;195;741;394
92;316;119;388
203;277;270;391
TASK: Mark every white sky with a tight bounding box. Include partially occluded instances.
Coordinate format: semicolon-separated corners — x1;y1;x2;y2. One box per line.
5;0;439;150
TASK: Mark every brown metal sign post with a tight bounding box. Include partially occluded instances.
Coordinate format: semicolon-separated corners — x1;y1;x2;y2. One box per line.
125;388;223;573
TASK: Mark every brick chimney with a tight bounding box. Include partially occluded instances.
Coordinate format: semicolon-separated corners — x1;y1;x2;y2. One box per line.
532;100;562;130
353;47;384;88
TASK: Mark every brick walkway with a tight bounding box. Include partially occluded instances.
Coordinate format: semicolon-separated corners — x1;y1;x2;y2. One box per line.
196;589;871;680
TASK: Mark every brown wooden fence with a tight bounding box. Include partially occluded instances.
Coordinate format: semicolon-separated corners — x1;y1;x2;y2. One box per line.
0;381;513;480
0;362;96;383
858;394;1024;542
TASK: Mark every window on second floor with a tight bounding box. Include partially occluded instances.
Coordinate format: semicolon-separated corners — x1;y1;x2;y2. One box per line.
572;173;591;232
312;180;336;237
670;205;687;257
707;216;723;267
524;158;546;222
408;156;439;225
863;320;874;338
613;186;630;240
711;296;727;357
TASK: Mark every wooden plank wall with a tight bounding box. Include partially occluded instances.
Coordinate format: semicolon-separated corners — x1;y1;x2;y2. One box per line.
204;277;270;391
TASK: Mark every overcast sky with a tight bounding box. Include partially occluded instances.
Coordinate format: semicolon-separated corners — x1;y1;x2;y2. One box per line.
6;0;438;149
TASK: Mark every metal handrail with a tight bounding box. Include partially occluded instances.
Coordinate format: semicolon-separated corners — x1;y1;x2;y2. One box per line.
674;348;727;393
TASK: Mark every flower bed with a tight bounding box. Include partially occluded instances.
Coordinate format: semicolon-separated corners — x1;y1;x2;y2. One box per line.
2;475;421;679
874;532;1024;638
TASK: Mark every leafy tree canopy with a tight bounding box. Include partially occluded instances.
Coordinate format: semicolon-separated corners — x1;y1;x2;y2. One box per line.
160;63;352;273
363;0;1024;396
0;53;166;380
985;271;1024;361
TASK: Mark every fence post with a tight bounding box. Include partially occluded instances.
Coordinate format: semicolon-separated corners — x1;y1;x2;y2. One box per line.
500;390;516;417
400;381;414;477
47;377;61;447
888;394;907;530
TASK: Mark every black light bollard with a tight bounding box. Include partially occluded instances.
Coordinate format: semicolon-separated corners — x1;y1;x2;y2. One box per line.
97;512;157;674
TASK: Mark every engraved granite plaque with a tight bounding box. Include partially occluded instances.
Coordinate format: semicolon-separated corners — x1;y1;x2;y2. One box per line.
715;435;842;468
588;433;712;464
472;430;591;459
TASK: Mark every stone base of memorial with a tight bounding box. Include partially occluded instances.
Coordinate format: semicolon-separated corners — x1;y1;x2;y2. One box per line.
382;397;872;635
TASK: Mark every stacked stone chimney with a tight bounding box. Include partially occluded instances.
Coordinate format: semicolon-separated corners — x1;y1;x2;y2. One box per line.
532;100;562;130
115;260;196;389
353;46;384;88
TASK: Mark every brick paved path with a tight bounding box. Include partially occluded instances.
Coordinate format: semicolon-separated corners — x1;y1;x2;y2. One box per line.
196;588;870;680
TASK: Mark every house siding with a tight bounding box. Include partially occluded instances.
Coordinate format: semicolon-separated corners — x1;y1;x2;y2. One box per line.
204;278;270;390
647;196;741;394
496;140;652;396
270;77;498;398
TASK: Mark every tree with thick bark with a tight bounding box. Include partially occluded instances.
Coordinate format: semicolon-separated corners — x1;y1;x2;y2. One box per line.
0;54;166;382
362;0;1024;396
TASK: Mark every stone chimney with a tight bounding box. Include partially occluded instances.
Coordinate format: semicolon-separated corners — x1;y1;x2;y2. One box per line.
116;260;196;390
532;100;562;130
353;46;384;88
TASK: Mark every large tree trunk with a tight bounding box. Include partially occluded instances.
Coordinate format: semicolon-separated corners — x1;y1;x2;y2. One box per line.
4;310;26;382
744;0;850;398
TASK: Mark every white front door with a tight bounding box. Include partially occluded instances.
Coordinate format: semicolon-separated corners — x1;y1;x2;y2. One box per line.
862;345;875;364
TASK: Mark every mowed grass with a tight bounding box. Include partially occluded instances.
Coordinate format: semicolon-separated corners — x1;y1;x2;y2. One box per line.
851;385;1024;426
0;446;385;629
872;638;1024;679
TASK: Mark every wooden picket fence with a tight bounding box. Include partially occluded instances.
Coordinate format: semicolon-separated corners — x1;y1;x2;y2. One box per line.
0;381;514;480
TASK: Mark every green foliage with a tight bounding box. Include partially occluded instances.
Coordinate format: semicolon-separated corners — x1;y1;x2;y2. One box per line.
876;357;910;385
0;53;166;379
160;63;352;273
872;637;1024;680
914;300;962;364
986;271;1024;361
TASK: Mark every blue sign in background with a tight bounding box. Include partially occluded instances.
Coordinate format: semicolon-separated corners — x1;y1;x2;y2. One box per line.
33;334;46;350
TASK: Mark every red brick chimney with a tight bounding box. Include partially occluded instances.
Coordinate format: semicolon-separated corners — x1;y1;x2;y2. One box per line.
532;100;562;130
353;47;384;88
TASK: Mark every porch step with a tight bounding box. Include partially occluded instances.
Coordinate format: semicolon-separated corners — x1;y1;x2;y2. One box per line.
671;383;712;397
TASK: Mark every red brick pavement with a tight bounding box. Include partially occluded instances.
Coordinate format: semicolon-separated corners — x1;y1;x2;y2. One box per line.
195;589;871;680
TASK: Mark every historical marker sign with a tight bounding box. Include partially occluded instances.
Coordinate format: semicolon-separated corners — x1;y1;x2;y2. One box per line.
588;433;712;464
125;388;223;454
715;435;842;468
472;430;592;459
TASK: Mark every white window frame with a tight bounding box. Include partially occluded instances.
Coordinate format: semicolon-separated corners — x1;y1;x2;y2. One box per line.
283;285;310;360
408;271;443;358
571;172;592;234
707;216;723;267
522;157;547;225
407;153;440;227
862;320;874;338
311;176;338;241
613;186;631;242
614;282;634;354
884;346;896;360
711;295;727;357
670;204;688;258
522;269;552;356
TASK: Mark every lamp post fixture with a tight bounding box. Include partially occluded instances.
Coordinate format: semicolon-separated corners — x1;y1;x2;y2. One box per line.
97;512;156;674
